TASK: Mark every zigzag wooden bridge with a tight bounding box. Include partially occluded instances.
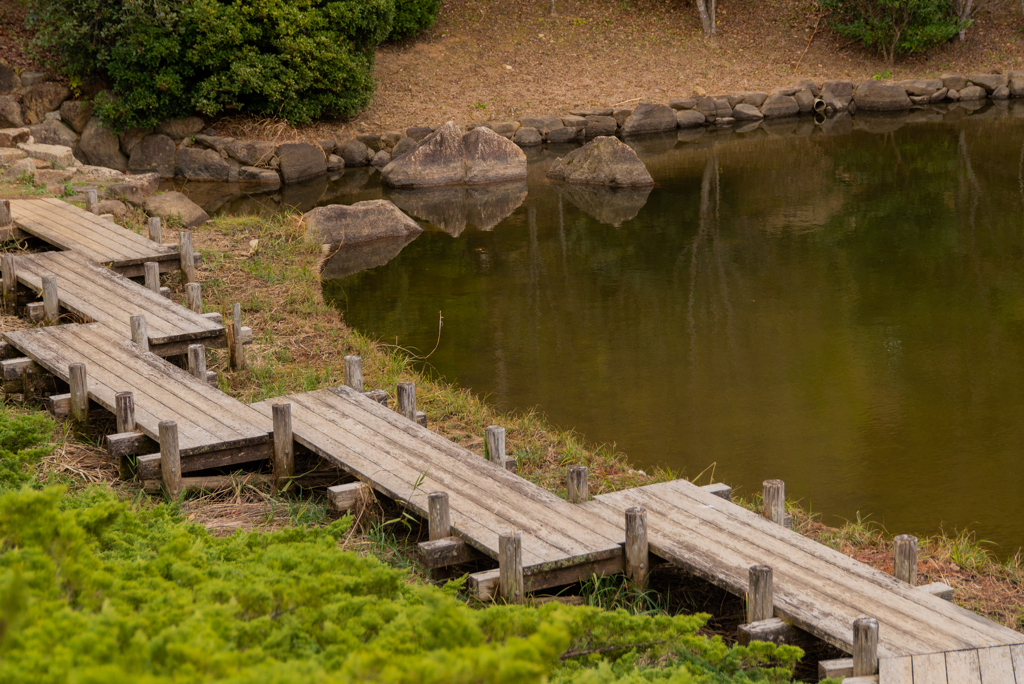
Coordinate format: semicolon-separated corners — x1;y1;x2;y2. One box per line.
2;197;1023;683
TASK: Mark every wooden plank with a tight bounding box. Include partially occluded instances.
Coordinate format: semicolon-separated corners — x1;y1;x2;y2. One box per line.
912;652;949;684
136;441;272;477
1010;644;1024;681
978;646;1016;684
878;656;913;684
417;537;481;568
468;554;624;599
946;649;982;684
12;201;140;262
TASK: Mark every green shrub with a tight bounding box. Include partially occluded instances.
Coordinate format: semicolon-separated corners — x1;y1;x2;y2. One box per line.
388;0;440;40
0;409;53;490
821;0;967;64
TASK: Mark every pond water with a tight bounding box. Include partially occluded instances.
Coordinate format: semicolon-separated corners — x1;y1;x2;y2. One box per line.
310;104;1024;555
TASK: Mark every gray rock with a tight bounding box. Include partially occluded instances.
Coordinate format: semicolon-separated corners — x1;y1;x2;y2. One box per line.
278;142;327;184
382;130;404;145
761;94;800;118
304;199;422;245
0;127;31;147
900;79;943;96
0;58;20;95
695;97;717;122
386;181;526;236
97;199;129;218
853;81;911;111
1010;71;1024;98
715;117;736;127
21;83;71;125
794;80;820;97
959;85;987;100
145;191;210;228
0;96;22;128
320;232;419;280
157;117;204;140
19;72;47;88
0;148;27;165
773;86;801;97
121;172;159;197
176;146;237;180
34;168;76;183
371;150;391;168
560;115;588;130
739;92;770;107
546;126;581;144
620;102;677;136
518;115;563;136
193;134;233;156
513;127;542;146
18;142;75;167
80;117;127;171
676;110;706;128
731;103;763;121
941;73;968;91
2;158;35;181
357;134;382;152
58;101;93;134
392;136;417;157
794;89;815;114
490;122;520;138
993;85;1010;100
612;108;633;126
928;88;949;103
546;136;653;187
714;99;733;119
557;183;652;227
238;166;281;184
570;108;614;117
107;183;147;207
28;120;77;148
128;134;176;178
821;80;854;97
226;140;277;167
327;154;345;172
405;126;433;142
118;128;151;156
383;122;527;188
969;74;1008;93
340;139;369;167
585;115;618;137
318;139;335;155
75;165;126;181
670;98;697;110
908;95;930;105
44;111;62;122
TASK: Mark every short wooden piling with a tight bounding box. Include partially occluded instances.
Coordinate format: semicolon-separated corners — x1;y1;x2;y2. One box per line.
115;391;135;433
2;253;16;313
763;479;787;527
0;199;10;226
185;282;202;313
227;303;244;370
396;382;416;420
147;216;162;243
428;492;451;541
179;230;196;283
143;262;160;293
499;530;524;604
69;362;88;424
748;565;774;623
625;507;649;589
85;188;98;215
130;314;148;352
485;425;506;468
41;275;58;325
272;402;294;484
567;465;589;503
159;420;182;499
345;355;363;392
894;534;918;586
187;344;206;381
852;617;879;676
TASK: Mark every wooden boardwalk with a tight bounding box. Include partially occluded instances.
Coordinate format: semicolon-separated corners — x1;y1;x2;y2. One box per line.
9;198;179;275
10;250;224;356
877;644;1024;683
250;386;624;577
579;479;1024;661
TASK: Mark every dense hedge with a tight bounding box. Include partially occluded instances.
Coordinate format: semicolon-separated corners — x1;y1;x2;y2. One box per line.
822;0;966;64
27;0;439;130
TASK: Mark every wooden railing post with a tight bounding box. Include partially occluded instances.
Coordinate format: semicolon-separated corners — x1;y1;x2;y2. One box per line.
69;362;88;424
148;217;162;243
187;343;206;381
144;262;160;293
0;199;11;227
345;355;363;392
499;530;524;604
894;534;918;586
763;479;787;527
748;565;773;622
567;465;588;503
179;230;196;283
625;507;649;589
130;314;148;352
485;425;506;468
428;492;451;541
185;282;202;313
41;274;58;325
852;618;879;676
85;188;98;215
272;402;294;485
2;253;16;314
159;420;182;499
226;302;244;370
115;391;136;479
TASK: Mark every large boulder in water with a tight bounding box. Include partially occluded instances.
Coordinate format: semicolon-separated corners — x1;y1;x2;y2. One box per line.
853;80;911;111
546;136;654;187
381;122;527;188
304;200;422;246
145;191;209;228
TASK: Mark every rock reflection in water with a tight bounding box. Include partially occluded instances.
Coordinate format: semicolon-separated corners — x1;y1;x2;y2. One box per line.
321;232;420;281
386;181;528;236
555;183;652;227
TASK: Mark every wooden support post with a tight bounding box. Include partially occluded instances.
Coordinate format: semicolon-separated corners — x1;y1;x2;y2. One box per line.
328;482;372;511
179;230;196;283
185;282;202;313
227;302;244;370
894;534;918;586
852;617;879;676
396;381;416;420
272;402;294;484
148;216;162;243
159;420;183;499
130;314;148;352
0;199;10;226
428;492;451;541
362;389;389;407
143;262;160;293
345;355;363;392
567;465;588;503
187;343;206;381
2;253;16;314
41;274;58;325
485;425;506;467
763;479;787;527
747;565;773;623
85;188;98;215
499;530;524;604
69;362;88;424
115;391;136;433
625;506;649;589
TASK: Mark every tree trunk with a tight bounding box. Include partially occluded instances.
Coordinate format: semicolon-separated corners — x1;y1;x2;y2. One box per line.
696;0;715;36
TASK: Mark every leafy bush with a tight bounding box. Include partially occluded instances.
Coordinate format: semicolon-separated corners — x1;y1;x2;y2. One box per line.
388;0;440;40
821;0;968;64
0;409;53;490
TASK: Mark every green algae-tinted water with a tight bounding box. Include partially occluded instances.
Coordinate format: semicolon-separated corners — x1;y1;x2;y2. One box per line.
324;106;1024;555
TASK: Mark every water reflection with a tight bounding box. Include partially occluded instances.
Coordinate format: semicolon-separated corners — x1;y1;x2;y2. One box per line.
555;184;652;227
386;181;528;236
321;233;420;280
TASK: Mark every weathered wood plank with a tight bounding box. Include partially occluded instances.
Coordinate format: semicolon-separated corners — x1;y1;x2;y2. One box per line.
11;200;148;262
945;649;982;684
416;537;481;568
1010;644;1024;681
28;198;177;262
136;441;273;478
912;652;948;684
978;646;1015;684
468;554;624;600
878;656;913;684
